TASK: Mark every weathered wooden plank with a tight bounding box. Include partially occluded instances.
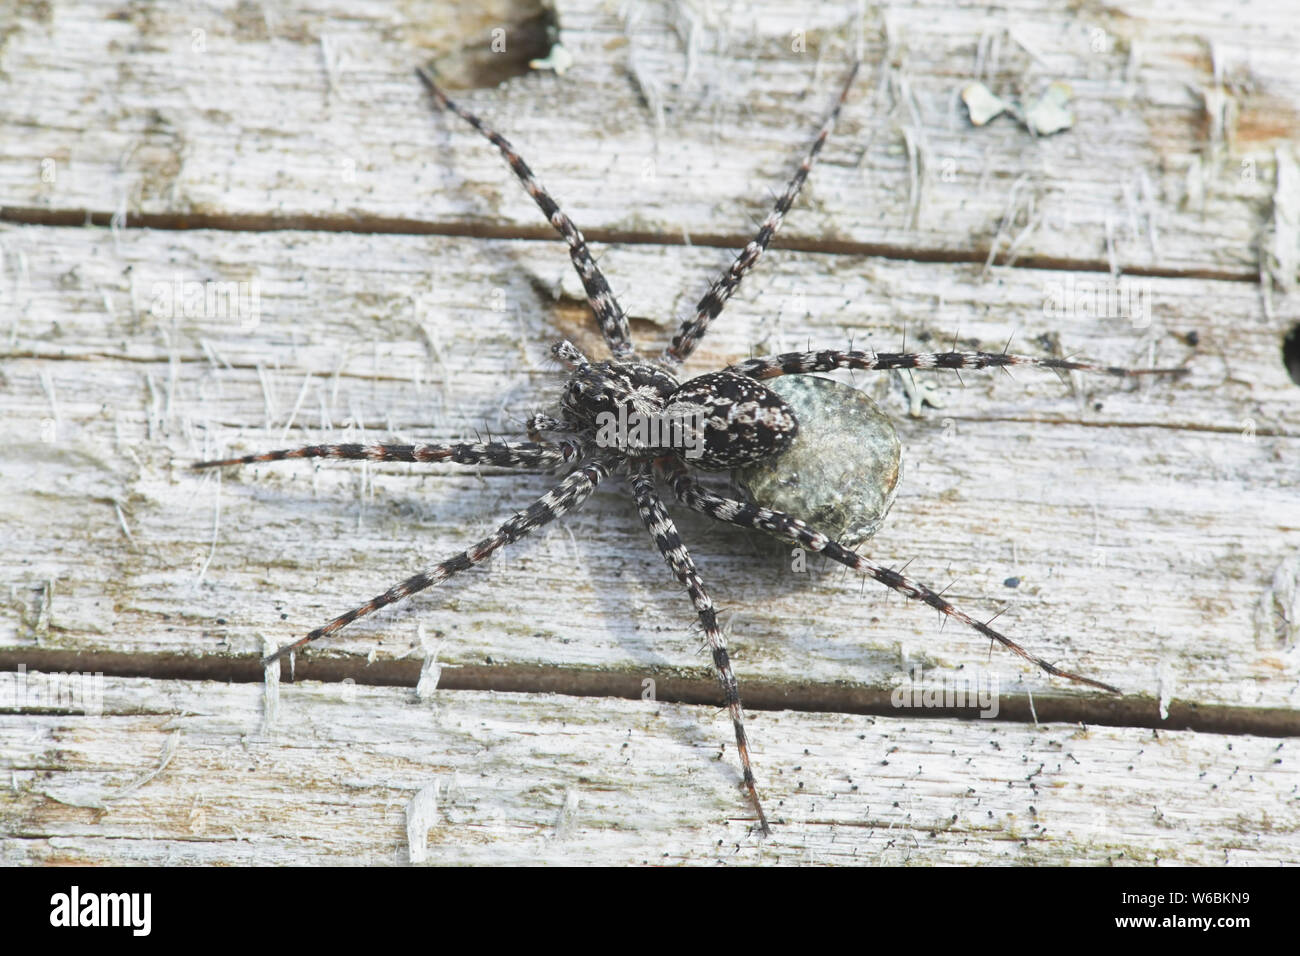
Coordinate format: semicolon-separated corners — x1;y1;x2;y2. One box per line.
3;0;1299;867
2;224;1297;711
2;0;1298;279
1;676;1295;865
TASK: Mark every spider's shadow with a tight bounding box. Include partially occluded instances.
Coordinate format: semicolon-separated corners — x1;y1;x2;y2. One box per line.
588;470;866;651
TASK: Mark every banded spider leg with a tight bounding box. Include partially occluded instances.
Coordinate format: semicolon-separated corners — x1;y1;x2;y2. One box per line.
192;441;605;666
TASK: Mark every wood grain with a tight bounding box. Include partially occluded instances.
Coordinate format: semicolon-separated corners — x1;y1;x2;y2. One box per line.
1;0;1298;864
3;676;1296;865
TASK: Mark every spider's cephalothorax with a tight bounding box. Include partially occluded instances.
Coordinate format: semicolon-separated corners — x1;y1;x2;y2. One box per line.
556;349;676;445
193;61;1184;836
555;340;798;470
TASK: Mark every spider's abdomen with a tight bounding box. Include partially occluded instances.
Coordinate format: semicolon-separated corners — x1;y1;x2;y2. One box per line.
664;371;798;471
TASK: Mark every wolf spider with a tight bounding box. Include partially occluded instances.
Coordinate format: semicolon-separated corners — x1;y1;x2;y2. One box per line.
194;61;1179;834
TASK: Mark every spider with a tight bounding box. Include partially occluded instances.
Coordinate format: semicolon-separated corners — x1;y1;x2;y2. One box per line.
194;60;1181;835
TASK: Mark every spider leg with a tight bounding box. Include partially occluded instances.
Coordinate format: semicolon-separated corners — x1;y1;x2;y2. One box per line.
417;66;636;361
260;458;612;666
728;348;1189;381
662;62;861;367
630;464;770;835
664;461;1120;694
192;440;579;471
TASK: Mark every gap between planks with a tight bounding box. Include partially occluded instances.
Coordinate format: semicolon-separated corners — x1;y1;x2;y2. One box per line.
2;649;1296;738
0;205;1261;285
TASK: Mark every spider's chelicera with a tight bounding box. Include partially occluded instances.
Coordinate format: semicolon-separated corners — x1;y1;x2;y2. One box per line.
194;62;1181;834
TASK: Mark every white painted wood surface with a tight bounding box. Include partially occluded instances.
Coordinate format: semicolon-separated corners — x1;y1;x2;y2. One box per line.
1;0;1298;864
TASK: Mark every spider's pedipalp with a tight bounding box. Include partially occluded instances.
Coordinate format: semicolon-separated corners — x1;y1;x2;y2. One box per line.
191;440;578;471
417;67;636;361
631;464;769;834
262;458;613;666
729;348;1189;382
551;339;590;369
662;61;861;367
525;413;569;441
666;462;1121;695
